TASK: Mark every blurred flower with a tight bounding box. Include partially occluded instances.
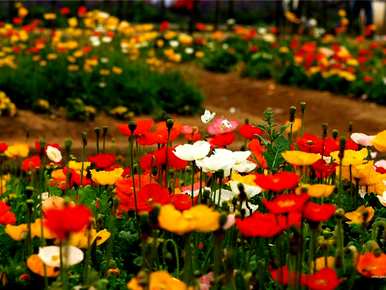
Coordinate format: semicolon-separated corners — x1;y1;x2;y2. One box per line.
91;168;123;185
4;143;29;158
373;130;386;152
351;133;374;147
27;255;59;277
127;271;190;290
330;148;368;166
297;184;335;198
356;252;386;278
46;146;62;163
201;109;216;124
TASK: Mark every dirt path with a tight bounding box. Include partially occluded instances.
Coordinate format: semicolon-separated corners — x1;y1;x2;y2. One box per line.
1;67;385;147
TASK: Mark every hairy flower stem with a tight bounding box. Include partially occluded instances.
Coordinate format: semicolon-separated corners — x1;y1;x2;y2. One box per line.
162;239;180;277
59;240;69;290
183;234;193;284
308;228;317;273
83;225;93;284
198;169;203;203
129;135;139;228
191;163;195;206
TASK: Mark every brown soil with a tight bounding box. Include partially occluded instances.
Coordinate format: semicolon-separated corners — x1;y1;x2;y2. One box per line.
1;66;385;147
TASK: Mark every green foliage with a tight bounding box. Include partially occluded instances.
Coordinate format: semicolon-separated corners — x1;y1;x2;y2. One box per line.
202;48;238;73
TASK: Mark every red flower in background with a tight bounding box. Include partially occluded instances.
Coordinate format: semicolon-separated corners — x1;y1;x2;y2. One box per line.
312;160;337;179
195;22;206;31
77;6;87;17
303;268;341;290
88;153;116;170
303;202;336;222
263;193;309;214
140;147;187;171
117;119;154;137
60;7;70;15
117;182;170;212
21;155;41;172
270;265;306;286
209;132;235;148
239;124;263;140
255;172;300;192
160;20;169;32
248;139;267;168
35;141;61;154
0;142;8;153
0;201;16;225
236;211;301;238
323;137;358;156
44;204;92;239
68;169;92;187
175;0;194;10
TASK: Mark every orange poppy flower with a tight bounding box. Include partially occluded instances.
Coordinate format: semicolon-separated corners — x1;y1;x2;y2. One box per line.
356;252;386;278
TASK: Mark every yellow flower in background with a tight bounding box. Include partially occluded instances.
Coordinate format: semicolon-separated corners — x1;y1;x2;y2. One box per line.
296;184;335;198
285;11;301;24
0;174;10;195
373;130;386;152
330;148;367;166
282;151;321;166
285;118;302;134
68;161;91;172
5;224;28;241
127;271;191;290
43;13;56;21
4;143;29;158
112;66;123;75
231;172;256;186
91;168;123;185
158;204;220;235
27;255;60;277
18;6;29;18
338;9;347;17
344;206;375;225
313;256;335;271
68;228;111;248
31;219;56;239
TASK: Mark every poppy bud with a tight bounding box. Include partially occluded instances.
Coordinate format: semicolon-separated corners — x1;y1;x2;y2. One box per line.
81;131;87;147
244;118;249;124
64;138;72;156
103;126;108;138
321;123;328;138
289;106;296;123
94;127;100;139
348;122;353;135
332;129;339;140
338;137;346;160
300;101;306;115
166;119;174;131
335;208;345;218
128;121;137;133
25;186;34;199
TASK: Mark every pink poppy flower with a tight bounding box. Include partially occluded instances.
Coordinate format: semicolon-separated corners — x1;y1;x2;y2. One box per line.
207;118;239;135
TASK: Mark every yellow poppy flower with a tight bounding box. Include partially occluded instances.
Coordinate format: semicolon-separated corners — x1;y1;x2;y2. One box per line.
296;184;335;198
0;174;10;195
91;168;124;185
344;206;375;225
31;219;56;239
4;143;29;158
158;204;220;235
373;130;386;152
27;255;60;277
92;229;111;246
313;256;335;271
282;151;321;166
5;224;28;241
285;118;302;134
230;172;256;186
330;148;368;166
68;228;111;248
127;271;190;290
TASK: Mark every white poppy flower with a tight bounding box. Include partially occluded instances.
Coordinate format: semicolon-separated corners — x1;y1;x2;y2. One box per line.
196;149;234;177
229;181;261;198
231;151;256;173
38;246;84;268
173;140;211;161
215;188;259;216
46;146;62;163
201;109;216;124
350;133;375;147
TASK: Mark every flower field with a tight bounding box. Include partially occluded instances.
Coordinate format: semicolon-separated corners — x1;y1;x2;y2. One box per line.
0;2;386;290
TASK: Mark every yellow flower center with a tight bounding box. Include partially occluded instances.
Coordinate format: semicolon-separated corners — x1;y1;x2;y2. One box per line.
278;200;296;208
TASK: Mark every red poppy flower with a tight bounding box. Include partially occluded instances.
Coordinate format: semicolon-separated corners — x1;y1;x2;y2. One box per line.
209;132;235;148
117;183;170;212
303;268;341;290
21;155;41;172
263;193;309;214
255;172;300;192
0;201;16;225
160;20;169;32
77;6;87;16
195;22;206;31
239;124;263;140
175;0;194;10
35;141;61;154
140;147;187;171
236;211;301;238
88;153;116;170
297;133;323;153
312;160;337;179
323;137;358;156
303;202;336;222
0;142;7;153
69;169;91;187
375;166;386;174
356;252;386;278
44;204;92;240
171;194;192;211
270;265;306;286
60;7;70;15
117;119;154;137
